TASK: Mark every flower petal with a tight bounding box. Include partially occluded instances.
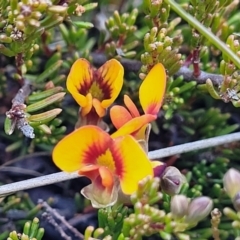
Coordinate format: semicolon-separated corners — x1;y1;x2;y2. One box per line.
111;135;153;194
52;126;112;172
81;93;92;116
93;98;106;117
79;165;114;188
139;63;166;115
81;177;119;208
110;105;133;129
78;165;99;181
99;166;114;188
134;124;148;141
123;95;140;117
135;124;151;152
67;58;93;107
111;114;156;138
99;59;124;108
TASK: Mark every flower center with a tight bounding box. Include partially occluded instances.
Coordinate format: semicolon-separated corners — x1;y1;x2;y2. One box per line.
88;81;104;100
96;149;116;172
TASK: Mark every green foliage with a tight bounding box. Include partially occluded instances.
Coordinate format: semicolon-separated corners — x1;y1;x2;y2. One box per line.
98;205;129;239
0;193;43;239
0;0;97;60
141;1;183;77
105;9;139;58
1;0;240;239
7;217;44;240
162;76;196;120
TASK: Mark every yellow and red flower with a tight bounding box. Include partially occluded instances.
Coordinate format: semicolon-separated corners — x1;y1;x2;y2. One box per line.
110;63;166;141
52;126;153;208
67;58;124;126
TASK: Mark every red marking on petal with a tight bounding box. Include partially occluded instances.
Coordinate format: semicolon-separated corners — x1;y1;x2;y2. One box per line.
78;69;112;101
82;138;112;165
109;141;124;178
144;102;159;116
94;70;112;100
53;126;112;172
78;66;93;94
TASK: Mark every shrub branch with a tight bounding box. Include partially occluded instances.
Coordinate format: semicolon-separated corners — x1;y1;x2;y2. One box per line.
91;53;224;86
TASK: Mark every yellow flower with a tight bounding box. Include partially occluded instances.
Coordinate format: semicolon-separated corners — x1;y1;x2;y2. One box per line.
52;126;153;208
67;58;124;125
110;63;166;139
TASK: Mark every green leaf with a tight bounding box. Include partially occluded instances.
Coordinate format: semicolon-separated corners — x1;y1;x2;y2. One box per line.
26;92;65;112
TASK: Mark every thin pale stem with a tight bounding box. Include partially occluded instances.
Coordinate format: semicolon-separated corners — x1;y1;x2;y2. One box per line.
0;171;80;197
0;132;240;197
164;0;240;69
148;132;240;159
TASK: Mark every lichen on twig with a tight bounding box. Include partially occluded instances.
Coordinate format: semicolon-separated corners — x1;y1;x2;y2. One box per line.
6;80;35;138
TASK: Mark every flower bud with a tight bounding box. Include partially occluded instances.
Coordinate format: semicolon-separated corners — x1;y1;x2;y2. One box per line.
223;168;240;199
185;196;213;223
223;207;238;220
233;192;240;212
160;166;185;196
171;195;189;219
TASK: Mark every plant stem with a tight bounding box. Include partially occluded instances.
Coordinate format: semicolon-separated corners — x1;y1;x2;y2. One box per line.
164;0;240;69
0;171;80;197
91;53;224;85
0;132;240;197
148;132;240;159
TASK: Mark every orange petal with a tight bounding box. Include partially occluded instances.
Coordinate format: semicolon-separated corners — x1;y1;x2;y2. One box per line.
139;63;166;115
99;166;114;188
52;126;112;172
81;93;93;116
93;98;106;117
79;165;99;181
124;95;140;117
111;135;153;194
67;59;93;107
98;59;124;108
111;114;156;138
110;105;133;129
